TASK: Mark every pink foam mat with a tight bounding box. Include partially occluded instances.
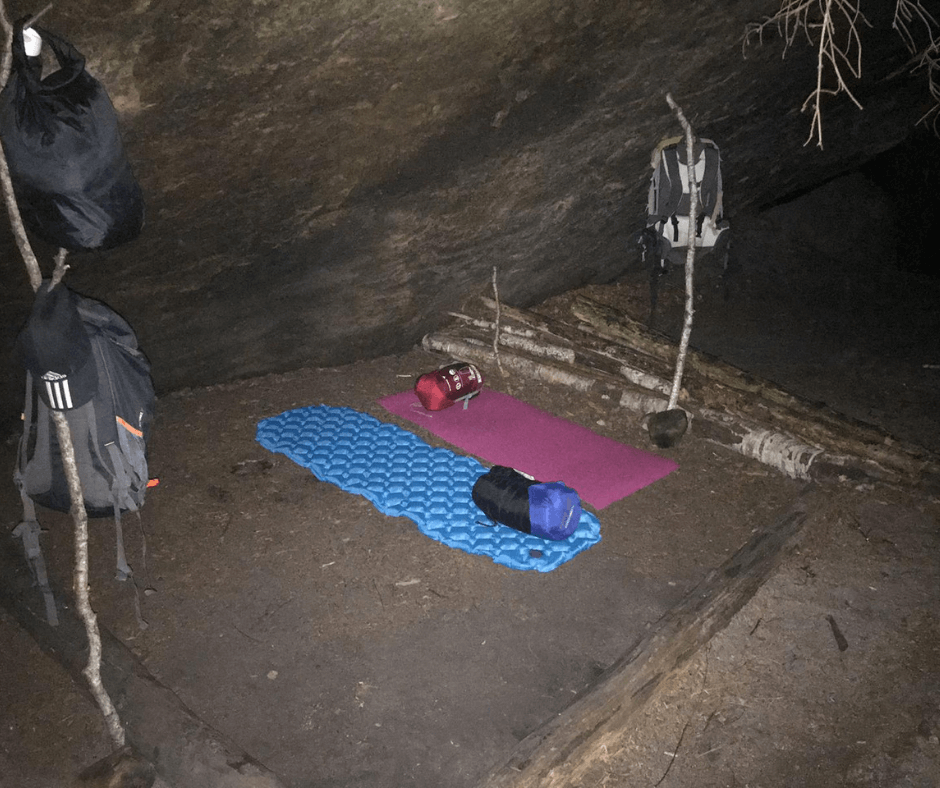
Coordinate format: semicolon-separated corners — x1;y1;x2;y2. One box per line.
378;388;677;509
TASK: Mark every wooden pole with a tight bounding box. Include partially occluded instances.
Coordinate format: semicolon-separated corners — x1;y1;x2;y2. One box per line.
0;0;125;750
52;409;125;746
664;92;697;412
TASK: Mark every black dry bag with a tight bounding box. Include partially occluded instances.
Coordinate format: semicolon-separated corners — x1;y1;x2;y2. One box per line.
0;21;144;251
472;466;582;541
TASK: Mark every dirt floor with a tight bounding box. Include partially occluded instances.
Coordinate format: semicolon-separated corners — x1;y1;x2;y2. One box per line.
1;174;939;787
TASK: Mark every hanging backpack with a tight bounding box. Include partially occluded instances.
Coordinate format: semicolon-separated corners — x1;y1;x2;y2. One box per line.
472;465;583;541
12;282;154;625
639;135;731;324
0;21;144;251
643;135;729;262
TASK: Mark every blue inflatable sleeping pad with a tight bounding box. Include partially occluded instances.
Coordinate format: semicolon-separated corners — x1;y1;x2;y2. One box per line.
256;405;601;572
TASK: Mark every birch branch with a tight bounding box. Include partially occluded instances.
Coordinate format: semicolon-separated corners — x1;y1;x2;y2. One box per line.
54;410;126;747
744;0;892;149
663;93;697;412
0;0;126;748
491;266;505;376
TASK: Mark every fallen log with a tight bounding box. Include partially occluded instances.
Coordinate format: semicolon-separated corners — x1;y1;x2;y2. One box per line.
571;295;940;483
427;328;821;476
474;492;812;788
0;539;287;788
424;329;847;483
425;297;940;492
446;312;674;397
476;299;678;394
422;332;671;415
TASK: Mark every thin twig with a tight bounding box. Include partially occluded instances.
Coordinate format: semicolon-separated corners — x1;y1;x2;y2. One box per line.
25;2;53;27
894;0;940;130
491;265;505;376
654;719;690;787
654;648;711;785
744;0;873;149
746;0;940;145
50;247;69;287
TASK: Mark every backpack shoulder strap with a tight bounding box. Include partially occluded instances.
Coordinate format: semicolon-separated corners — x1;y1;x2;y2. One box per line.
698;141;723;219
651;141;685;222
650;135;683;170
13;371;59;627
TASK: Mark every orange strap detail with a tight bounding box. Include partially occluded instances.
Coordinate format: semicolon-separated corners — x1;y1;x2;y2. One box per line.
116;416;144;438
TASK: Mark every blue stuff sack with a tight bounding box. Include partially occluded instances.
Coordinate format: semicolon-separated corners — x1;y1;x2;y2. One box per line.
472;465;582;541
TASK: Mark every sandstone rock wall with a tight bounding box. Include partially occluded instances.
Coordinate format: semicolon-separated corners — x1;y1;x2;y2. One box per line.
0;0;928;412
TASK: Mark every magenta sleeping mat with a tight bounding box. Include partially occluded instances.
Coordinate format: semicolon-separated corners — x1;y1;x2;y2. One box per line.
378;389;677;509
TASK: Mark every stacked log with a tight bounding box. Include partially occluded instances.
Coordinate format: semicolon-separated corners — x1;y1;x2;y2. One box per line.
422;295;940;493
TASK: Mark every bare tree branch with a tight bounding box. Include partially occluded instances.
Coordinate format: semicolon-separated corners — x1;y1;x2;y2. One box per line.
664;93;697;412
0;0;126;750
745;0;871;149
894;0;940;129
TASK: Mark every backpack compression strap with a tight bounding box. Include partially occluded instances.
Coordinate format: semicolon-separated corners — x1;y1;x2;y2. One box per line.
12;518;59;627
79;404;134;582
700;145;722;220
659;146;685;222
654;138;723;223
13;372;59;626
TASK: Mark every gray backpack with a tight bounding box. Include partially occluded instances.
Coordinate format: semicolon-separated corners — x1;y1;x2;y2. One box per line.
639;135;731;325
13;282;154;625
643;135;729;264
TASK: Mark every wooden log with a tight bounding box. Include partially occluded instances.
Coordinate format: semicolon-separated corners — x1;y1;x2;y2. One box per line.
478;296;925;471
692;408;893;486
422;331;829;480
0;539;287;788
449;294;940;490
443;312;678;398
477;299;679;390
423;323;940;491
571;295;940;481
474;493;812;788
422;331;670;414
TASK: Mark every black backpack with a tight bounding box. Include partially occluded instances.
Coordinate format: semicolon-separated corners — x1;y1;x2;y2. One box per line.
13;282;154;625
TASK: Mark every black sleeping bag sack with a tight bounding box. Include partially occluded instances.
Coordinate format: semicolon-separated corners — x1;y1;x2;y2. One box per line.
0;21;144;251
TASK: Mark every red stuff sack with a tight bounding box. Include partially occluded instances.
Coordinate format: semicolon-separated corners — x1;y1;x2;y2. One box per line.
414;363;484;411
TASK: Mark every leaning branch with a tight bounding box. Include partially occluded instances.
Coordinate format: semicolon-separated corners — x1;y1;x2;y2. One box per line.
663;93;696;412
0;0;125;749
53;410;126;746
